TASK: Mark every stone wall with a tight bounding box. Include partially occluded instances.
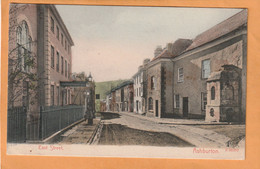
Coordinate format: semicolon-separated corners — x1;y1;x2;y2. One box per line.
173;33;245;118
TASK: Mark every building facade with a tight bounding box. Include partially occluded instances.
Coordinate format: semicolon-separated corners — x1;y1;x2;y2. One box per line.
37;5;74;107
104;10;247;123
172;10;247;121
145;39;192;118
107;80;134;112
132;66;144;114
8;4;76;140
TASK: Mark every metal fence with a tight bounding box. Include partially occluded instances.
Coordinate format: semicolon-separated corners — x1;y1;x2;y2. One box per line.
7;107;27;143
39;105;84;140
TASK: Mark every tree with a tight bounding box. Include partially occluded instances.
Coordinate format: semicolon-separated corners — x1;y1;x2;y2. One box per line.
8;4;40;110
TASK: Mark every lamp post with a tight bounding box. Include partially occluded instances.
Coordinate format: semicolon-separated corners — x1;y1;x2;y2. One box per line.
84;73;94;125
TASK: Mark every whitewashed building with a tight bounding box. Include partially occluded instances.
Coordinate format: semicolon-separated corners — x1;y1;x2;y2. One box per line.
132;66;144;114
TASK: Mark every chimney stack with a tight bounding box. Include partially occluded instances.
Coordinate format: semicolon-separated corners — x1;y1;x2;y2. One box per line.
154;46;163;57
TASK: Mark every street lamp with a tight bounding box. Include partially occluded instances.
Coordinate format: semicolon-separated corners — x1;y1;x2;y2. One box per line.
88;73;93;82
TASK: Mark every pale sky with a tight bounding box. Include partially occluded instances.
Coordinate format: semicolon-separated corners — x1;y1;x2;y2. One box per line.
56;5;242;82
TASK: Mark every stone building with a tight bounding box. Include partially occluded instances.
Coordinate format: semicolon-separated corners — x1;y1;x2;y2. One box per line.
138;9;247;122
171;9;247;121
145;39;192;118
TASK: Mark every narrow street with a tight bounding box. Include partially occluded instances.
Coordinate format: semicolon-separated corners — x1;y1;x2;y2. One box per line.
55;112;244;148
99;112;192;147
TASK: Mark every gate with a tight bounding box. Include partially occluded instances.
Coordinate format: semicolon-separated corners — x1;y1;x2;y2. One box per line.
7;107;27;143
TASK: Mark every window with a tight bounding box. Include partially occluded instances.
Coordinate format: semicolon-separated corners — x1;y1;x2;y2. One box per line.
51;17;54;33
96;94;100;99
56;26;59;40
51;85;54;106
16;21;32;73
139;87;141;96
65;60;67;77
202;59;211;79
211;86;215;100
65;40;67;50
178;68;184;82
56;86;59;106
137;88;138;96
201;92;207;110
151;76;156;89
175;94;180;108
148;97;153;110
61;56;64;74
56;52;59;72
68;63;70;78
51;46;54;69
61;33;64;46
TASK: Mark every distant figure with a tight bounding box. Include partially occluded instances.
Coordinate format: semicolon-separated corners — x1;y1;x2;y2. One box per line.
85;110;94;125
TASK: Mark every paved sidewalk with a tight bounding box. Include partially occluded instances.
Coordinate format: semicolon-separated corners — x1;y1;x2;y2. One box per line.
118;111;228;125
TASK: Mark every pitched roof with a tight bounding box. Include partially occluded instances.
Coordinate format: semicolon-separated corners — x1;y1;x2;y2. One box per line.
186;9;247;52
111;80;133;91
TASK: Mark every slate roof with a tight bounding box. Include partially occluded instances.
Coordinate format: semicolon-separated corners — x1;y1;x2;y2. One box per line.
186;9;247;52
110;80;133;92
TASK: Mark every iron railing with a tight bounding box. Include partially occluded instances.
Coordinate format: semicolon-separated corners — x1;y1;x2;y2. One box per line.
7;106;27;143
39;105;84;140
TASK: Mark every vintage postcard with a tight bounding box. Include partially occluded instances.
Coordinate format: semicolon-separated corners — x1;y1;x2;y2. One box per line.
6;3;247;160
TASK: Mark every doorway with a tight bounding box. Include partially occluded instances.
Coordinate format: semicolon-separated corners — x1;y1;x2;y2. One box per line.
136;101;139;113
183;97;188;118
155;100;159;117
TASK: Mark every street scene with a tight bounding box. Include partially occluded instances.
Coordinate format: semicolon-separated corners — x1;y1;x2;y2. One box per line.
7;4;246;159
55;112;244;148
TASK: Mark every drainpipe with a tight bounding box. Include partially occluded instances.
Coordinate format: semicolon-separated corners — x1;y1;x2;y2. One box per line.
170;58;175;118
